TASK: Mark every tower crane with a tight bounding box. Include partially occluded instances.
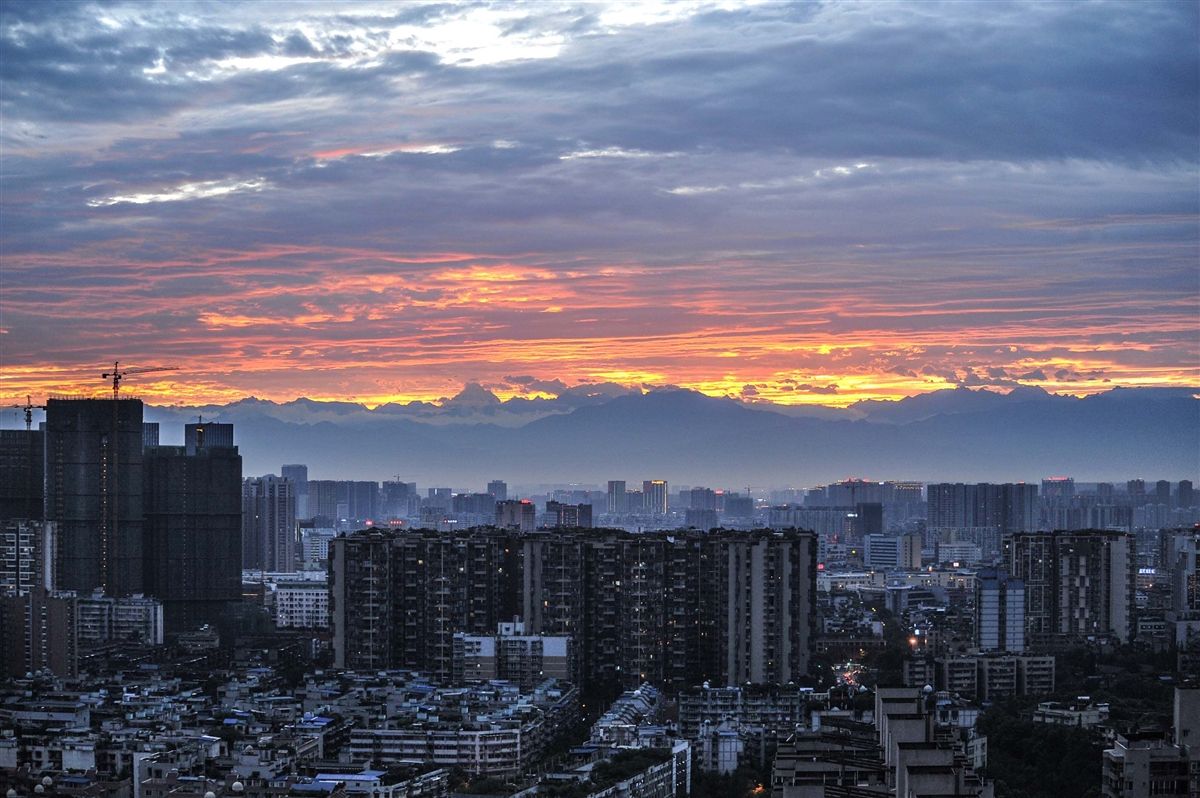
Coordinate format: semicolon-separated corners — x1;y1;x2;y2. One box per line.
8;395;46;430
101;361;179;398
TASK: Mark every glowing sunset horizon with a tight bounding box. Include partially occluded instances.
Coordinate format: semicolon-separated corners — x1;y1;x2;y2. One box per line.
2;2;1197;412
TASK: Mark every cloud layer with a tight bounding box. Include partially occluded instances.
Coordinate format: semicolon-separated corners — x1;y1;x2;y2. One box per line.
1;1;1197;408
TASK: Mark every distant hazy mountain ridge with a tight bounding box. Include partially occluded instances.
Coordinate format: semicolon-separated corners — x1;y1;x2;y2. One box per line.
118;385;1200;485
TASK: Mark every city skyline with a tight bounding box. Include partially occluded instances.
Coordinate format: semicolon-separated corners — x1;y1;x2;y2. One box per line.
2;1;1197;408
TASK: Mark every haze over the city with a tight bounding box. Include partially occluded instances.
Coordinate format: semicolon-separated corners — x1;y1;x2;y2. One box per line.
1;1;1197;410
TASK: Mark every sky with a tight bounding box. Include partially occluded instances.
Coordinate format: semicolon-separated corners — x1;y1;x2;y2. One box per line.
1;0;1197;409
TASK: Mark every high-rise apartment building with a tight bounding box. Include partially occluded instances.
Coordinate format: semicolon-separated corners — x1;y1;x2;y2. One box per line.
332;528;818;691
927;483;1037;533
144;438;242;631
487;480;508;502
0;591;78;678
0;429;44;522
45;398;146;596
975;568;1025;652
546;501;592;528
330;529;521;679
1170;533;1200;617
242;475;297;572
525;528;816;689
0;519;53;595
642;480;668;515
1005;530;1134;644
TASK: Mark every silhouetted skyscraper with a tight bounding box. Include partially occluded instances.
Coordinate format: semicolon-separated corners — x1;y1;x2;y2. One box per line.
606;480;626;514
487;480;508;502
1180;481;1196;510
642;480;668;515
45;398;145;596
144;439;242;632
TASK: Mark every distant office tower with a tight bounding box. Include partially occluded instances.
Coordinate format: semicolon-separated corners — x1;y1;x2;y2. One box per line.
850;502;884;538
722;494;755;518
689;488;717;511
345;480;380;523
1127;479;1147;506
927;483;1037;533
381;480;417;520
1041;477;1075;501
546;501;592;528
685;508;719;529
642;480;668;515
281;464;309;518
1155;479;1173;506
144;439;242;632
606;481;626;514
975;568;1025;652
242;475;297;572
1180;481;1196;510
0;519;53;595
141;423;159;447
825;479;885;506
487;480;508;502
45;398;145;596
1005;530;1134;644
332;528;817;691
184;422;233;454
0;429;44;521
421;488;452;519
891;482;924;504
1096;482;1115;502
496;499;536;532
864;533;921;571
452;492;497;519
307;479;340;523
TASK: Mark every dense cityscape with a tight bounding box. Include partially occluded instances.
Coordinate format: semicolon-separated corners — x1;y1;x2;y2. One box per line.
2;1;1197;798
1;395;1198;798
